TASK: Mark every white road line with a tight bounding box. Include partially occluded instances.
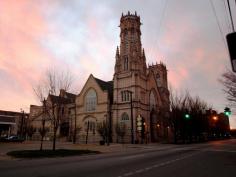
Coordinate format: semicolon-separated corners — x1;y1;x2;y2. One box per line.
117;152;198;177
135;169;144;173
145;167;152;171
123;172;134;176
121;154;145;160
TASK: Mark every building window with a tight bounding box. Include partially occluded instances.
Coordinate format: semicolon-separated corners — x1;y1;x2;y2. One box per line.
156;73;161;87
121;112;129;121
150;90;157;110
85;89;97;112
121;90;131;102
124;56;128;70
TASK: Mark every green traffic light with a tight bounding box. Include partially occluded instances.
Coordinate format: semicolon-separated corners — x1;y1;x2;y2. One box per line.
185;114;190;119
225;111;231;116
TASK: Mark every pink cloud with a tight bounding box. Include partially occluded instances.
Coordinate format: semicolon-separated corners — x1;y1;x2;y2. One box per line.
0;0;54;111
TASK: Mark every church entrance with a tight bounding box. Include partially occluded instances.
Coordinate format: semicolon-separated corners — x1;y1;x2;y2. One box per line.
150;110;159;142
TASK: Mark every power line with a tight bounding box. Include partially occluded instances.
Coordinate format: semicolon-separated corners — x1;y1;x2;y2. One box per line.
150;0;169;62
209;0;228;51
227;0;235;32
223;0;232;33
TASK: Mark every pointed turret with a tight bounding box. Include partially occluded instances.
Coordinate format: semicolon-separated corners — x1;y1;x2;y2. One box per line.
115;46;120;60
142;48;146;58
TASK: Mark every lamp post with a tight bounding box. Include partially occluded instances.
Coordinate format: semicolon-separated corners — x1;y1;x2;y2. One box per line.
20;108;25;138
128;91;134;144
73;104;77;144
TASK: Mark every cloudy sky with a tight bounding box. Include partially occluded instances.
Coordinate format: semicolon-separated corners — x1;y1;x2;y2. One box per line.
0;0;236;128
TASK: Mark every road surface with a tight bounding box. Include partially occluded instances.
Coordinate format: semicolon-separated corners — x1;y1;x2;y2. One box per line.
1;139;236;177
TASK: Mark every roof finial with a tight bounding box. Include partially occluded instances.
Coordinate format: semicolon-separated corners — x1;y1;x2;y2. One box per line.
116;46;119;58
142;48;145;57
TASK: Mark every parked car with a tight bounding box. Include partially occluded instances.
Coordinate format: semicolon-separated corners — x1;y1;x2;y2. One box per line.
5;136;25;143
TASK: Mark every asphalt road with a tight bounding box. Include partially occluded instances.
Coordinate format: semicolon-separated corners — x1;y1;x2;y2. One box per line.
0;139;236;177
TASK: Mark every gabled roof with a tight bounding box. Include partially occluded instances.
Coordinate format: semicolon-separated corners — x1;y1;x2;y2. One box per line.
49;94;74;104
94;77;113;103
94;77;113;91
64;92;76;100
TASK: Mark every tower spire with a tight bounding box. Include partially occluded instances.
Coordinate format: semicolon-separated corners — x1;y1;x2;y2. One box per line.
116;46;120;58
142;48;146;58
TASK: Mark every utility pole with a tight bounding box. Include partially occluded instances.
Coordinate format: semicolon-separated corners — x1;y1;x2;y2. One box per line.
40;98;46;151
73;104;77;144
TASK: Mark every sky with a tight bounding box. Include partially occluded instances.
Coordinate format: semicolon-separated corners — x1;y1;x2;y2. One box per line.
0;0;236;128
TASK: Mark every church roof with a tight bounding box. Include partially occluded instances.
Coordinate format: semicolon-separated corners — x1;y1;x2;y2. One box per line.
49;94;74;104
64;92;76;101
94;77;113;103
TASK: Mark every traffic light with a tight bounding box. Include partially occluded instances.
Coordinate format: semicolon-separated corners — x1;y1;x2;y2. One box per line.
185;113;190;119
224;107;231;116
226;32;236;72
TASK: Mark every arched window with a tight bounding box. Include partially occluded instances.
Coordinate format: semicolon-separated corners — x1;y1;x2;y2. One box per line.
121;112;129;121
150;90;157;110
156;73;161;87
85;89;97;112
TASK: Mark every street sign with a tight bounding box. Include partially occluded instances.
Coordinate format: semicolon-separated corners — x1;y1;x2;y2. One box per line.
137;127;142;131
137;122;142;126
137;115;142;132
137;115;142;121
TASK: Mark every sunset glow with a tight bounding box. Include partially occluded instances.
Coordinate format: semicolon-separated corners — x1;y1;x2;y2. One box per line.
0;0;235;128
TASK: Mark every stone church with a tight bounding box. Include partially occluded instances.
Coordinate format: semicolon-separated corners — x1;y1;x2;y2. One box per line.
76;12;170;143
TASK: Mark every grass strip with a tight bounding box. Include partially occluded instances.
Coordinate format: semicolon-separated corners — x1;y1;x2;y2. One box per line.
7;149;100;158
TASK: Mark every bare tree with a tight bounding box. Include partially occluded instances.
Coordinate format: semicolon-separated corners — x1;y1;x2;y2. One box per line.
169;88;211;144
115;123;126;144
26;126;36;140
97;121;109;145
39;127;49;150
219;70;236;107
33;68;74;151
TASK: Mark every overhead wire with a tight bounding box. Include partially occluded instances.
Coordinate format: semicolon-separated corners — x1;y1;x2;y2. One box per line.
209;0;228;52
223;0;232;33
227;0;235;32
150;0;169;63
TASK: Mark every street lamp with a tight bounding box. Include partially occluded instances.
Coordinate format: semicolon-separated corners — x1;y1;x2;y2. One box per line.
213;116;218;121
20;108;25;138
127;90;134;144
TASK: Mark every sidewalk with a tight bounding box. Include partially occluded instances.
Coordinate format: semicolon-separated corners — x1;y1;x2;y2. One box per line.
0;141;176;160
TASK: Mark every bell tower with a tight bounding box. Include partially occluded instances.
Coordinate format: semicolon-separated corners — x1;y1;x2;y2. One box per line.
115;11;146;75
113;11;148;143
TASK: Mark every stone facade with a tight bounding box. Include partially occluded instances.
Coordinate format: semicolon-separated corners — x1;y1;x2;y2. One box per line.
76;75;112;143
76;12;171;143
29;89;76;140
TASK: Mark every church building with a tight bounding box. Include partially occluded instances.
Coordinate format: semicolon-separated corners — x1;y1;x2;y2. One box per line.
76;12;170;143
